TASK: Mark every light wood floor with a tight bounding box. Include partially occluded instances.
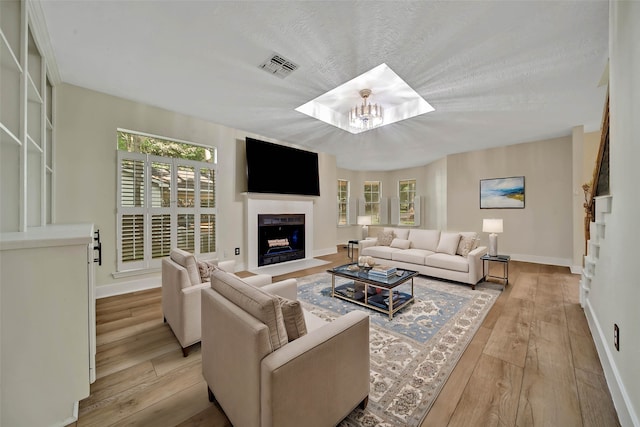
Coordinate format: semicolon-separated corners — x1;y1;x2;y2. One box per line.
70;247;620;427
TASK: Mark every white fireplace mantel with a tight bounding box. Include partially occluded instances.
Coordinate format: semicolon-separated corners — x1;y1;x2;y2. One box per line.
246;195;314;271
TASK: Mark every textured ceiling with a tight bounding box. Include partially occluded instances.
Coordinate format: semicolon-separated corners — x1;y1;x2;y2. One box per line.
39;0;608;171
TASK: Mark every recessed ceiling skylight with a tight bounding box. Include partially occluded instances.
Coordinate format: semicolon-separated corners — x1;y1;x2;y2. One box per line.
295;63;434;134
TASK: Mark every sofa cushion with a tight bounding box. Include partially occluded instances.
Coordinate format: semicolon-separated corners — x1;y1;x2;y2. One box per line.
390;238;411;249
170;248;201;286
425;253;469;273
436;232;461;255
277;296;307;341
377;230;395;246
408;229;441;251
210;270;289;351
392;248;434;265
456;232;478;257
360;245;401;260
387;227;410;240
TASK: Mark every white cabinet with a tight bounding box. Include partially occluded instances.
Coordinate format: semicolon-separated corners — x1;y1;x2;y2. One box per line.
1;224;95;426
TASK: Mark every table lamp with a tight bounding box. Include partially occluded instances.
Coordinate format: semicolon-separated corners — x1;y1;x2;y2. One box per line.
483;218;503;256
357;215;372;239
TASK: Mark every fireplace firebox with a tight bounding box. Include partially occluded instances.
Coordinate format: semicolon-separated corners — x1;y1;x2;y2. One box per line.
258;214;305;266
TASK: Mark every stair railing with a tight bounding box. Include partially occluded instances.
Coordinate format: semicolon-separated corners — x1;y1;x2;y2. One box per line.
583;89;610;253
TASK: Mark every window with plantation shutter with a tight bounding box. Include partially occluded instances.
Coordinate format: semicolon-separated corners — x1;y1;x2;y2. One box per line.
117;130;217;272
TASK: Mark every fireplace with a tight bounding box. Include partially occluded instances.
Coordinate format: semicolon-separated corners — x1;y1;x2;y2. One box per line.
258;214;305;266
246;197;314;271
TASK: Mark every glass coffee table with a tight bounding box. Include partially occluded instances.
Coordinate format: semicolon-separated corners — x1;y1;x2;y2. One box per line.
327;263;418;319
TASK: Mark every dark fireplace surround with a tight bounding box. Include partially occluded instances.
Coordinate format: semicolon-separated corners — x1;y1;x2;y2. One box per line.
258;214;305;267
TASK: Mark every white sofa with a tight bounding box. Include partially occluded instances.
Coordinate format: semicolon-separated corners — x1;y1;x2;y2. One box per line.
202;269;370;427
359;227;488;289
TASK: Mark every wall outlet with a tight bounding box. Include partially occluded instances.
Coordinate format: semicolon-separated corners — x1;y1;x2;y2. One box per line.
614;324;620;351
235;247;240;256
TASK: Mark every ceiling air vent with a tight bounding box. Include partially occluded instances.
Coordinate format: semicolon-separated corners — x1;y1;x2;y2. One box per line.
259;53;298;79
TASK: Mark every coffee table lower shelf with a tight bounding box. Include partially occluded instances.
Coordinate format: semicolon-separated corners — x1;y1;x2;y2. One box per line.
331;281;414;320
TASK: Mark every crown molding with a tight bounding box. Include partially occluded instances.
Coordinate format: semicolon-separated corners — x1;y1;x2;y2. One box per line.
28;0;62;85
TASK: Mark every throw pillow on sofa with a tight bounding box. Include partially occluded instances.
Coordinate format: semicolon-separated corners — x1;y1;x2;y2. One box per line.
436;232;461;256
377;230;395;246
198;260;219;282
277;296;307;341
390;238;411;249
456;232;478;257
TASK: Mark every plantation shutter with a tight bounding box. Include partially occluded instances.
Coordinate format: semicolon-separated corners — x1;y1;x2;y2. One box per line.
390;196;400;225
380;197;389;225
117;149;217;272
200;167;216;254
149;157;173;260
121;214;144;262
348;197;357;225
118;153;146;270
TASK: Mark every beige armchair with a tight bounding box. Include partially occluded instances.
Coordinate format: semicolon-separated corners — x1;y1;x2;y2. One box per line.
161;248;272;356
202;269;370;427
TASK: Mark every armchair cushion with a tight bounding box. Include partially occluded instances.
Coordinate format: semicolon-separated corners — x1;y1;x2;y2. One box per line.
277;296;307;341
211;270;289;351
170;248;201;286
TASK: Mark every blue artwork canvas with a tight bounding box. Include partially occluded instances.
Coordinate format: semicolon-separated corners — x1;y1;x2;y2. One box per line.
480;176;525;208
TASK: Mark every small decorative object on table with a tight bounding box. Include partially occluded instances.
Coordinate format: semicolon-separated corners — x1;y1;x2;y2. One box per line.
358;255;375;272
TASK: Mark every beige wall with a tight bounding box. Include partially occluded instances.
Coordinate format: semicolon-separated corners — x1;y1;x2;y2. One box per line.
447;136;573;265
55;83;588;287
55;84;336;288
336;158;448;245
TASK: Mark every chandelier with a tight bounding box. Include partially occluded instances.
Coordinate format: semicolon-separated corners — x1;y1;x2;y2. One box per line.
349;89;384;131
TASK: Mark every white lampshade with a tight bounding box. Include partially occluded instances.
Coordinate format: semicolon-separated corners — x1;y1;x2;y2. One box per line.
357;215;372;226
483;219;503;233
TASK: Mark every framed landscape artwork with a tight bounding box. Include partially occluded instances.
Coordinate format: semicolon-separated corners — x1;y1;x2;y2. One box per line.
480;176;525;209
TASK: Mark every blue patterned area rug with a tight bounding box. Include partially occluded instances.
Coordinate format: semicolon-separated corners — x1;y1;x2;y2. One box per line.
296;272;502;427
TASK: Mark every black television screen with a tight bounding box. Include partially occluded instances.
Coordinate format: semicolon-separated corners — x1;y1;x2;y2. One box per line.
245;138;320;196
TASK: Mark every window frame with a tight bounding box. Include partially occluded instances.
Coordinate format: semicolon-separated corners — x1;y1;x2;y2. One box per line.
117;141;217;273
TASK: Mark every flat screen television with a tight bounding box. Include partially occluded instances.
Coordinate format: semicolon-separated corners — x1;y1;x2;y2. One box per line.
245;137;320;196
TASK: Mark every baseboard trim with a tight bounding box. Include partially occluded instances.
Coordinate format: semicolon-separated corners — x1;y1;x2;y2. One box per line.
96;275;161;299
52;401;78;427
570;265;583;275
508;253;573;269
584;299;639;427
314;246;338;257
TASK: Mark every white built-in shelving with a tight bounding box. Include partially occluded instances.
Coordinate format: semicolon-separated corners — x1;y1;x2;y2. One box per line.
1;0;55;232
